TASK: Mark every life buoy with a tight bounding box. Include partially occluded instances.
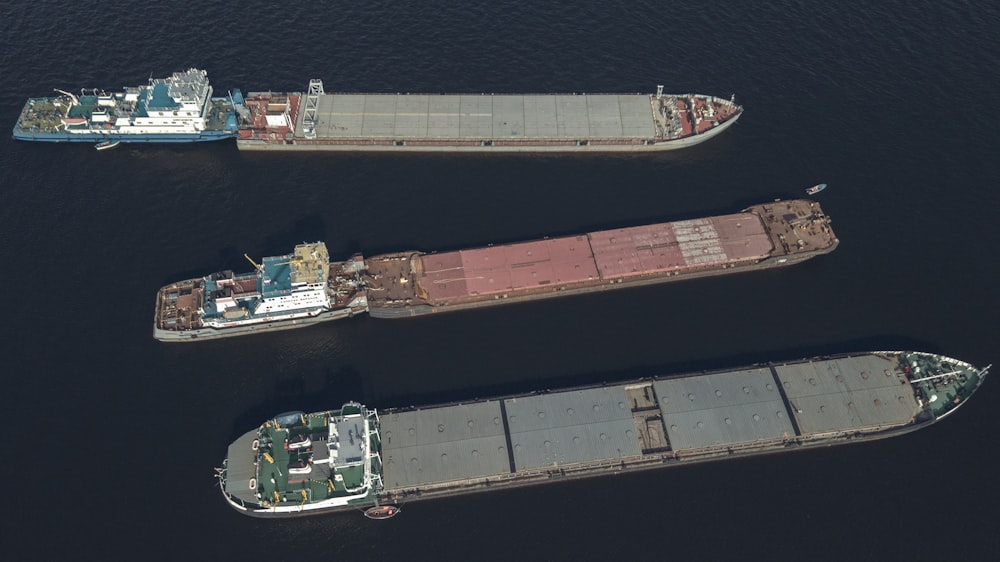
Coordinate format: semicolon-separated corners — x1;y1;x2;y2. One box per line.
251;439;260;451
249;478;257;490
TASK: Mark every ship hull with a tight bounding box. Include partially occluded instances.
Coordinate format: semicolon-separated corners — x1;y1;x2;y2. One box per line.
218;351;986;518
379;405;934;508
220;404;383;518
153;305;366;342
157;200;837;341
236;89;743;152
367;200;839;319
154;245;368;343
368;249;830;319
12;131;234;143
12;70;239;144
236;114;739;152
223;486;377;519
374;351;984;508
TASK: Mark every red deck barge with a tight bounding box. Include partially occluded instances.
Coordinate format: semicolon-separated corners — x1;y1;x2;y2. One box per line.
364;199;838;317
237;93;301;142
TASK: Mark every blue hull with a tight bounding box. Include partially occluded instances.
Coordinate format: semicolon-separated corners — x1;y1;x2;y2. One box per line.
12;131;235;143
14;84;242;144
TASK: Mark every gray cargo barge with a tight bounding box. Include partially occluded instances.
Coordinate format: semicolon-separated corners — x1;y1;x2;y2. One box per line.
219;351;988;517
235;82;742;152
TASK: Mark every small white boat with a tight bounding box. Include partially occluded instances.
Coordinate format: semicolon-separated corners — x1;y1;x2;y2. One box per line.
364;505;401;520
95;140;120;151
805;183;827;195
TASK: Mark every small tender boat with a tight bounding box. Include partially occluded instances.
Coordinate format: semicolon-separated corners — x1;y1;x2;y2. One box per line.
364;505;401;520
805;183;827;195
95;140;120;151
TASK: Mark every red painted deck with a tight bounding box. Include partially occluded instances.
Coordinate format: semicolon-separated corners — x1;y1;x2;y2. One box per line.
175;289;199;311
676;99;694;136
232;277;258;294
592;214;771;279
419;236;598;301
691;97;736;134
416;213;773;303
238;93;301;140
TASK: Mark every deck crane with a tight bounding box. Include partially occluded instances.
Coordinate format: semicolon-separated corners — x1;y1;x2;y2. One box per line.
244;253;263;272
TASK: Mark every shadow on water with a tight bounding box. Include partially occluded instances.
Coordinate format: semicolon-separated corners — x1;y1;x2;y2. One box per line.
358;191;807;257
158;214;331;284
229;364;366;441
259;214;329;256
227;334;940;434
383;334;942;409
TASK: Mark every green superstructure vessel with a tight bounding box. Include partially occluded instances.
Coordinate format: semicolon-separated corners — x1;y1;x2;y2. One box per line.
219;404;382;516
218;351;986;518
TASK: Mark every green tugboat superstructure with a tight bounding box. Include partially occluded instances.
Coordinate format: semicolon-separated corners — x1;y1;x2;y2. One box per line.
219;403;382;516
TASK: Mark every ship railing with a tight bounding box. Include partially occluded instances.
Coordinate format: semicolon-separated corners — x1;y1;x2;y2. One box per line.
389;454;649;494
669;420;919;460
382;456;676;502
669;436;793;459
908;369;966;385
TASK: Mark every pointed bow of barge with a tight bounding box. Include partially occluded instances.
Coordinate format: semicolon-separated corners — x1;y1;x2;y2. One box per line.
902;351;987;421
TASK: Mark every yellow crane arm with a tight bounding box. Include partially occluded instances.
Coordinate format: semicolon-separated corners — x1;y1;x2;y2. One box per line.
244;253;262;271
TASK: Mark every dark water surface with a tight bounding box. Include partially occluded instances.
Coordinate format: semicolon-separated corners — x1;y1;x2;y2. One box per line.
3;1;999;559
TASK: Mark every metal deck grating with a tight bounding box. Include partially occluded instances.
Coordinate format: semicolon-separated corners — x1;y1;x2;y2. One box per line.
654;368;796;452
306;93;655;140
774;356;921;435
504;388;641;470
379;402;510;489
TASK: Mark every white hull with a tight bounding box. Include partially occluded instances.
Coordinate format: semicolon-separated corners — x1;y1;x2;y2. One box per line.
238;107;741;152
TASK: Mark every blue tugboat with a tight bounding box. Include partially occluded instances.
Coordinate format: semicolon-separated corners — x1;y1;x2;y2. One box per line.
13;69;242;143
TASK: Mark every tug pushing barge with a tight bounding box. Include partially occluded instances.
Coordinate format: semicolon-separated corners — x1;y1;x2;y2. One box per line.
154;199;837;341
14;72;740;151
218;351;988;517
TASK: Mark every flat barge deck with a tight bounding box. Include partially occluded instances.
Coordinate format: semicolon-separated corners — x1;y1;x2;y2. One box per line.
365;199;838;318
236;82;742;152
219;351;988;517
